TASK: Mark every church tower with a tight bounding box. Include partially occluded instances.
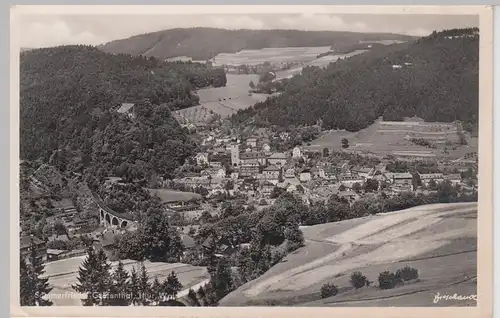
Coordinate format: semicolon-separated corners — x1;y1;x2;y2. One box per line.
231;142;240;167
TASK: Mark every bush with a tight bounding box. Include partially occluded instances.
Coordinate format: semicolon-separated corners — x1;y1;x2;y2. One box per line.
349;271;367;289
320;283;338;298
395;266;419;281
378;271;403;290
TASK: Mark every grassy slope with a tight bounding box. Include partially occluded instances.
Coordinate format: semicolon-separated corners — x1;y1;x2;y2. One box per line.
220;202;477;307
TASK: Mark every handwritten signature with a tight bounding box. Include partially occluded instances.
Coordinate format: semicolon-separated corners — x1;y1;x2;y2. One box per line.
433;292;477;304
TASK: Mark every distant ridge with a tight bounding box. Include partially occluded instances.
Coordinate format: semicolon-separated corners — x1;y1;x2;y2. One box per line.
99;27;417;60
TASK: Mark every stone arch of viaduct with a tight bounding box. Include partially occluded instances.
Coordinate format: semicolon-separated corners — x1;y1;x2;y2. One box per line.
92;192;137;229
98;207;134;229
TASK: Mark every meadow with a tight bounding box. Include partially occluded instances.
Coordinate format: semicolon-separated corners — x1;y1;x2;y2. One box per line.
309;120;477;160
213;46;332;66
219;202;477;307
173;74;270;123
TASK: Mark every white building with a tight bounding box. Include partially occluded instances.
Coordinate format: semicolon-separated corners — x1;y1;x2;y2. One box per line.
195;152;209;166
299;169;312;182
292;147;302;159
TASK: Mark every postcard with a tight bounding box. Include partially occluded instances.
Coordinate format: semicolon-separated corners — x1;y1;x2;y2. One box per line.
11;5;493;318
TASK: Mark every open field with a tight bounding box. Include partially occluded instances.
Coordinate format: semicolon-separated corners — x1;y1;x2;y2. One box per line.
219;202;477;307
43;257;209;305
309;120;478;160
274;49;368;80
213;46;332;66
146;188;202;203
174;74;272;123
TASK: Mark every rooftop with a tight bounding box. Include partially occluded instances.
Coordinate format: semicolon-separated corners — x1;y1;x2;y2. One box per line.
264;165;280;171
20;236;45;249
268;152;288;159
392;173;413;179
181;234;196;249
117;103;135;114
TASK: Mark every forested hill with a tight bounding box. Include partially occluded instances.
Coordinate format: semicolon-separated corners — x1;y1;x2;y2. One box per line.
99;27;416;60
231;28;479;133
20;45;225;180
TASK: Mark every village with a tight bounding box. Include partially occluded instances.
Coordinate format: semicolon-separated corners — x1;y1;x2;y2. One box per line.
19;122;478;268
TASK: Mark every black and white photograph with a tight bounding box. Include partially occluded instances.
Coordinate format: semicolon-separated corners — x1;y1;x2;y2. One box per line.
13;5;492;313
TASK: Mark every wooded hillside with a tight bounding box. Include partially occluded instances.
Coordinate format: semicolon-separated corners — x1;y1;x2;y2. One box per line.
99;27;415;60
231;28;479;133
20;45;225;179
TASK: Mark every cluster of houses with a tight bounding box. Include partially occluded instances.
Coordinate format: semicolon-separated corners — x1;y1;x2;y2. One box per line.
171;135;473;208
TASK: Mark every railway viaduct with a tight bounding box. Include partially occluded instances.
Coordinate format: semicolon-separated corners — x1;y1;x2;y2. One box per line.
91;192;137;229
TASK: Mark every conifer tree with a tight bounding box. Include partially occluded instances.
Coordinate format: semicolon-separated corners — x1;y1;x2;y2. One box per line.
187;288;200;306
164;271;183;300
108;260;130;306
20;240;53;306
138;263;151;305
129;266;140;305
207;257;234;304
150;276;162;305
20;257;32;306
196;286;207;306
95;249;112;303
72;247;111;306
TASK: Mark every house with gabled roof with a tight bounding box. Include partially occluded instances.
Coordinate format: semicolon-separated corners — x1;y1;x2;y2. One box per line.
263;165;281;179
351;166;375;179
117;103;136;119
20;235;47;264
299;168;312;182
267;152;288;166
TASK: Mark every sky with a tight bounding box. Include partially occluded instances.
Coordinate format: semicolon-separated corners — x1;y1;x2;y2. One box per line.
18;13;479;49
